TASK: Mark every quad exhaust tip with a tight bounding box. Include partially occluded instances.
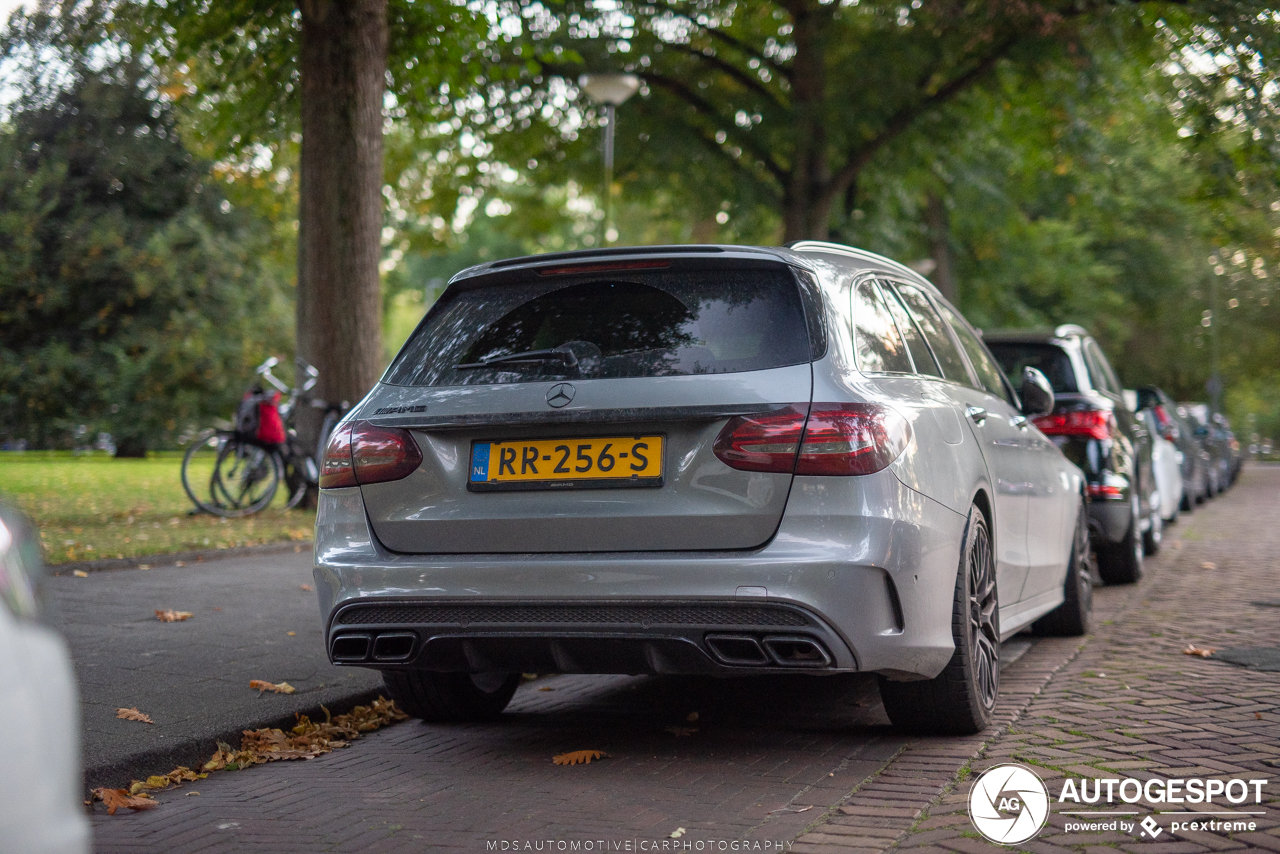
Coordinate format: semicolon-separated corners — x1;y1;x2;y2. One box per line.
330;631;418;663
705;633;831;668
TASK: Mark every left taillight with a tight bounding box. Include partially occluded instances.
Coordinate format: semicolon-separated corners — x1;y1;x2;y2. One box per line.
319;421;422;489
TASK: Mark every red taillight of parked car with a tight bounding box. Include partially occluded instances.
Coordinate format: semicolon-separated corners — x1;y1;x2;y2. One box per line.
712;404;809;473
714;403;911;476
1032;409;1116;441
795;404;912;476
1087;483;1124;499
319;422;422;489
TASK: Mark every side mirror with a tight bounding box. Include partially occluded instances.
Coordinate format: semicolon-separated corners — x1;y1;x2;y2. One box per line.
1020;367;1055;417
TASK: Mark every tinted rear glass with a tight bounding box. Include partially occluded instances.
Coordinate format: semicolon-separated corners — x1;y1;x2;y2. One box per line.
384;268;812;386
987;342;1079;394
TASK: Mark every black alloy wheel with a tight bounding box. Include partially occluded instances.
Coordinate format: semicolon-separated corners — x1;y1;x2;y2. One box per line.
1033;496;1093;636
967;514;1000;711
879;505;999;735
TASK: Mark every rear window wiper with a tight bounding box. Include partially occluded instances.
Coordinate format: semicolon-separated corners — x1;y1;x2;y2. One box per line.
455;348;579;370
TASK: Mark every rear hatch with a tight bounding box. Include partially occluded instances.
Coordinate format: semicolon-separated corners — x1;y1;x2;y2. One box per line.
356;253;818;554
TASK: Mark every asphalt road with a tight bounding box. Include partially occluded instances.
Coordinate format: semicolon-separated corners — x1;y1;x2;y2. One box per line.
50;548;383;789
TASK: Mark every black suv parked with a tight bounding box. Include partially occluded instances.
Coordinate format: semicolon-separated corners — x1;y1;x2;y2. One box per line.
985;325;1157;584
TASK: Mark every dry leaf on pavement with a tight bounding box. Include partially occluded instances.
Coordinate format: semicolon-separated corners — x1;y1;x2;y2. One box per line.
116;707;154;724
249;679;295;694
553;749;608;766
665;726;698;737
670;828;686;839
155;609;193;622
129;767;206;795
300;584;312;591
1200;561;1217;570
1183;644;1216;657
686;712;699;722
91;788;156;815
73;570;88;578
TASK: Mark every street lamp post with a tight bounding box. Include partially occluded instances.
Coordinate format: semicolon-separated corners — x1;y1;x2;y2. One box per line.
579;73;641;244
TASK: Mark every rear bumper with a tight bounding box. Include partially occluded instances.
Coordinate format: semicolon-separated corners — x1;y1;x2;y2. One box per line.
313;469;967;680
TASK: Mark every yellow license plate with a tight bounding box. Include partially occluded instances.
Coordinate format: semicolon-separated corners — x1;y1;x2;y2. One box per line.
468;435;664;491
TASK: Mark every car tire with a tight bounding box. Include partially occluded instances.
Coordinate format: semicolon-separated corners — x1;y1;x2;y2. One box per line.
1032;497;1092;637
1180;488;1194;514
1143;500;1162;556
1098;494;1144;584
382;671;521;722
879;505;999;735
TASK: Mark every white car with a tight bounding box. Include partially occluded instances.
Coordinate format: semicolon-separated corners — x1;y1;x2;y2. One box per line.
0;504;91;854
1130;396;1183;527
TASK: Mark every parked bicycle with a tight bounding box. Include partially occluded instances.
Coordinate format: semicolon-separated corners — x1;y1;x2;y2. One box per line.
180;357;347;517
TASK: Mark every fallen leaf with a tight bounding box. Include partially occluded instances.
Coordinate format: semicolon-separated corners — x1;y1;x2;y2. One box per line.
665;726;698;737
670;828;686;839
1256;712;1263;720
1201;561;1217;570
212;606;222;611
286;631;296;636
300;584;312;592
91;788;156;815
175;561;186;567
73;570;88;578
129;767;206;795
155;609;193;622
139;564;152;570
249;680;295;694
185;791;200;796
538;687;555;692
686;712;699;722
116;707;154;724
1183;644;1216;658
553;749;608;766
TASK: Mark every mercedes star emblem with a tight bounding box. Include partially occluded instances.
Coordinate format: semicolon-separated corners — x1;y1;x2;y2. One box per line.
546;383;576;408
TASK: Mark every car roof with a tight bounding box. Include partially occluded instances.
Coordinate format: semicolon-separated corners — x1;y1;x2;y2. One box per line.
446;241;940;295
982;324;1091;344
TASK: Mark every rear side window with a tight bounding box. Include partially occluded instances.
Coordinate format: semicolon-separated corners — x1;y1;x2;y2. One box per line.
853;279;913;373
986;343;1079;394
940;305;1013;404
383;267;812;386
893;285;972;384
1084;340;1122;396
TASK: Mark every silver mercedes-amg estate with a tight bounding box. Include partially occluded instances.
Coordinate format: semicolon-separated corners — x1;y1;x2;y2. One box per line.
313;241;1092;734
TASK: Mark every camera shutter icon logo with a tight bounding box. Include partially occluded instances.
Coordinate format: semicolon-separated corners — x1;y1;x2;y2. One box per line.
968;764;1051;845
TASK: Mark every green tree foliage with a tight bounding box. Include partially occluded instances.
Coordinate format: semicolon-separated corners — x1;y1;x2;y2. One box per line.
0;12;292;453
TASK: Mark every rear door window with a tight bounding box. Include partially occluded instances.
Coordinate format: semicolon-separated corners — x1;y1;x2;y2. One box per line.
852;279;913;373
940;305;1014;404
880;281;942;377
892;284;973;384
384;267;812;386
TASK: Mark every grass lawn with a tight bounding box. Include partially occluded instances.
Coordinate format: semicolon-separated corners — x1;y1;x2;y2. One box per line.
0;451;314;566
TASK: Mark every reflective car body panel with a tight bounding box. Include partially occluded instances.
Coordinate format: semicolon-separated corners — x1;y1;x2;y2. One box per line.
315;242;1085;681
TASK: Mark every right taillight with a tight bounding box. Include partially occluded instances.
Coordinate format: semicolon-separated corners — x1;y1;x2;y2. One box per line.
712;404;809;473
1032;409;1116;441
713;402;910;477
795;403;911;476
319;421;422;489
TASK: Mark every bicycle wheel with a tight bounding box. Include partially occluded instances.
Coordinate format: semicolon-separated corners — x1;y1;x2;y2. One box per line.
197;437;282;517
181;432;228;513
279;443;314;510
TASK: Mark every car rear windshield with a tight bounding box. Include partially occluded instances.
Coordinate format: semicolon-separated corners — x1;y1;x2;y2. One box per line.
383;266;813;386
986;342;1079;394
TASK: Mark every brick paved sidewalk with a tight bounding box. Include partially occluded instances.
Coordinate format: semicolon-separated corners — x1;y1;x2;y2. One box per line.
793;464;1280;854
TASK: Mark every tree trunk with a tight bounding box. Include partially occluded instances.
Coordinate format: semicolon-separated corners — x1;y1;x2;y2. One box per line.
781;1;832;243
924;190;957;303
297;0;387;438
